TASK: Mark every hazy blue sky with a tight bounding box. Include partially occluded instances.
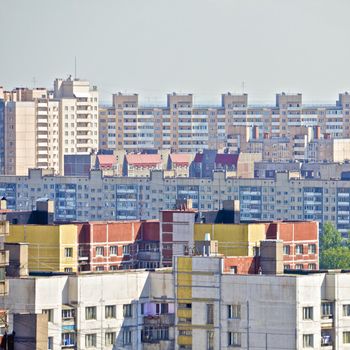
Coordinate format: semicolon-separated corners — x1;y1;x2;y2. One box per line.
1;0;350;104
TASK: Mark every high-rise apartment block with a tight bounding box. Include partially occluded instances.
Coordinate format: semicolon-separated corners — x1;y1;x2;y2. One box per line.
1;77;98;175
99;91;350;153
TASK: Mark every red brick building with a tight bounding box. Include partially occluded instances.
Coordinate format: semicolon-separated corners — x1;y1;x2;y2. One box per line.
77;220;159;272
265;221;319;270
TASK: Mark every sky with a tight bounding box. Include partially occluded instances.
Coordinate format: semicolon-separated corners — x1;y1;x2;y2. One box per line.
1;0;350;105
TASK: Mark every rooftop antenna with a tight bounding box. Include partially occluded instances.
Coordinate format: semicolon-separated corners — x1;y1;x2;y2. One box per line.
32;77;36;88
74;56;77;80
241;81;245;94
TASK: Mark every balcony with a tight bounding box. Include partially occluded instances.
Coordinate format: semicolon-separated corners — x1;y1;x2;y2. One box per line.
321;316;334;329
144;313;175;326
143;340;174;350
137;251;160;261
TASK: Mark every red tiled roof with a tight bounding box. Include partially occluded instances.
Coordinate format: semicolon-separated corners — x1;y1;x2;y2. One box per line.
170;153;191;165
97;155;117;168
215;154;239;166
126;154;162;166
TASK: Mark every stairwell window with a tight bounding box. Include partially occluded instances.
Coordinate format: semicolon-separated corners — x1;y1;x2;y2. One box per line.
207;304;214;324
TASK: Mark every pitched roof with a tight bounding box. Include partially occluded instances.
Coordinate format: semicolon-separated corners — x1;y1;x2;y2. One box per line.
193;153;204;163
97;155;117;168
215;154;239;166
170;153;191;165
126;154;162;166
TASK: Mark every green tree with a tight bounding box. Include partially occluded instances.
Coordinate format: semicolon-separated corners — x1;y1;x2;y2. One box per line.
320;247;350;270
320;222;343;250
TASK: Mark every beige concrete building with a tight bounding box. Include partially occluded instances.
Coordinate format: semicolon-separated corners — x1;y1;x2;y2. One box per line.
2;77;98;175
99;91;350;154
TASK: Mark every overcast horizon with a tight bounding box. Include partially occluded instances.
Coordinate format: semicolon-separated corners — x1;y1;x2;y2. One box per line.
1;0;350;105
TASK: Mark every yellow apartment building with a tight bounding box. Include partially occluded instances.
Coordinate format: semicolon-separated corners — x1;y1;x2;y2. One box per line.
6;224;78;272
194;223;266;256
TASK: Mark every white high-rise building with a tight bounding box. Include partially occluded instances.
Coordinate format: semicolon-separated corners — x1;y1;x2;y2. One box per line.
2;77;99;175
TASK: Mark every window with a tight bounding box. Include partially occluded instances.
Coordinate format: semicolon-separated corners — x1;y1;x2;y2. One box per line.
303;334;314;347
105;332;116;346
123;328;132;345
321;302;333;318
179;330;192;336
64;267;73;273
62;333;76;346
308;244;316;254
303;307;313;320
85;306;97;320
110;246;117;255
344;331;350;344
343;304;350;317
64;247;73;257
42;309;53;322
105;305;116;319
161;303;168;314
96;246;104;256
296;245;303;254
48;337;53;350
123;304;132;317
228;332;241;347
296;264;304;270
85;334;97;348
140;303;144;315
283;245;290;255
123;245;130;256
207;304;214;324
207;331;214;350
228;304;241;319
308;264;316;270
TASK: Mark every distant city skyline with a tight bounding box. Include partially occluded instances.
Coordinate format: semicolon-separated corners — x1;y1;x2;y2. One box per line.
2;0;350;104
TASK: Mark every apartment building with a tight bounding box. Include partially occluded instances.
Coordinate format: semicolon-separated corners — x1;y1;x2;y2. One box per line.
1;77;98;175
0;168;349;235
4;255;350;349
5;223;78;272
99;91;350;153
77;220;160;272
160;206;319;270
3;270;174;350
